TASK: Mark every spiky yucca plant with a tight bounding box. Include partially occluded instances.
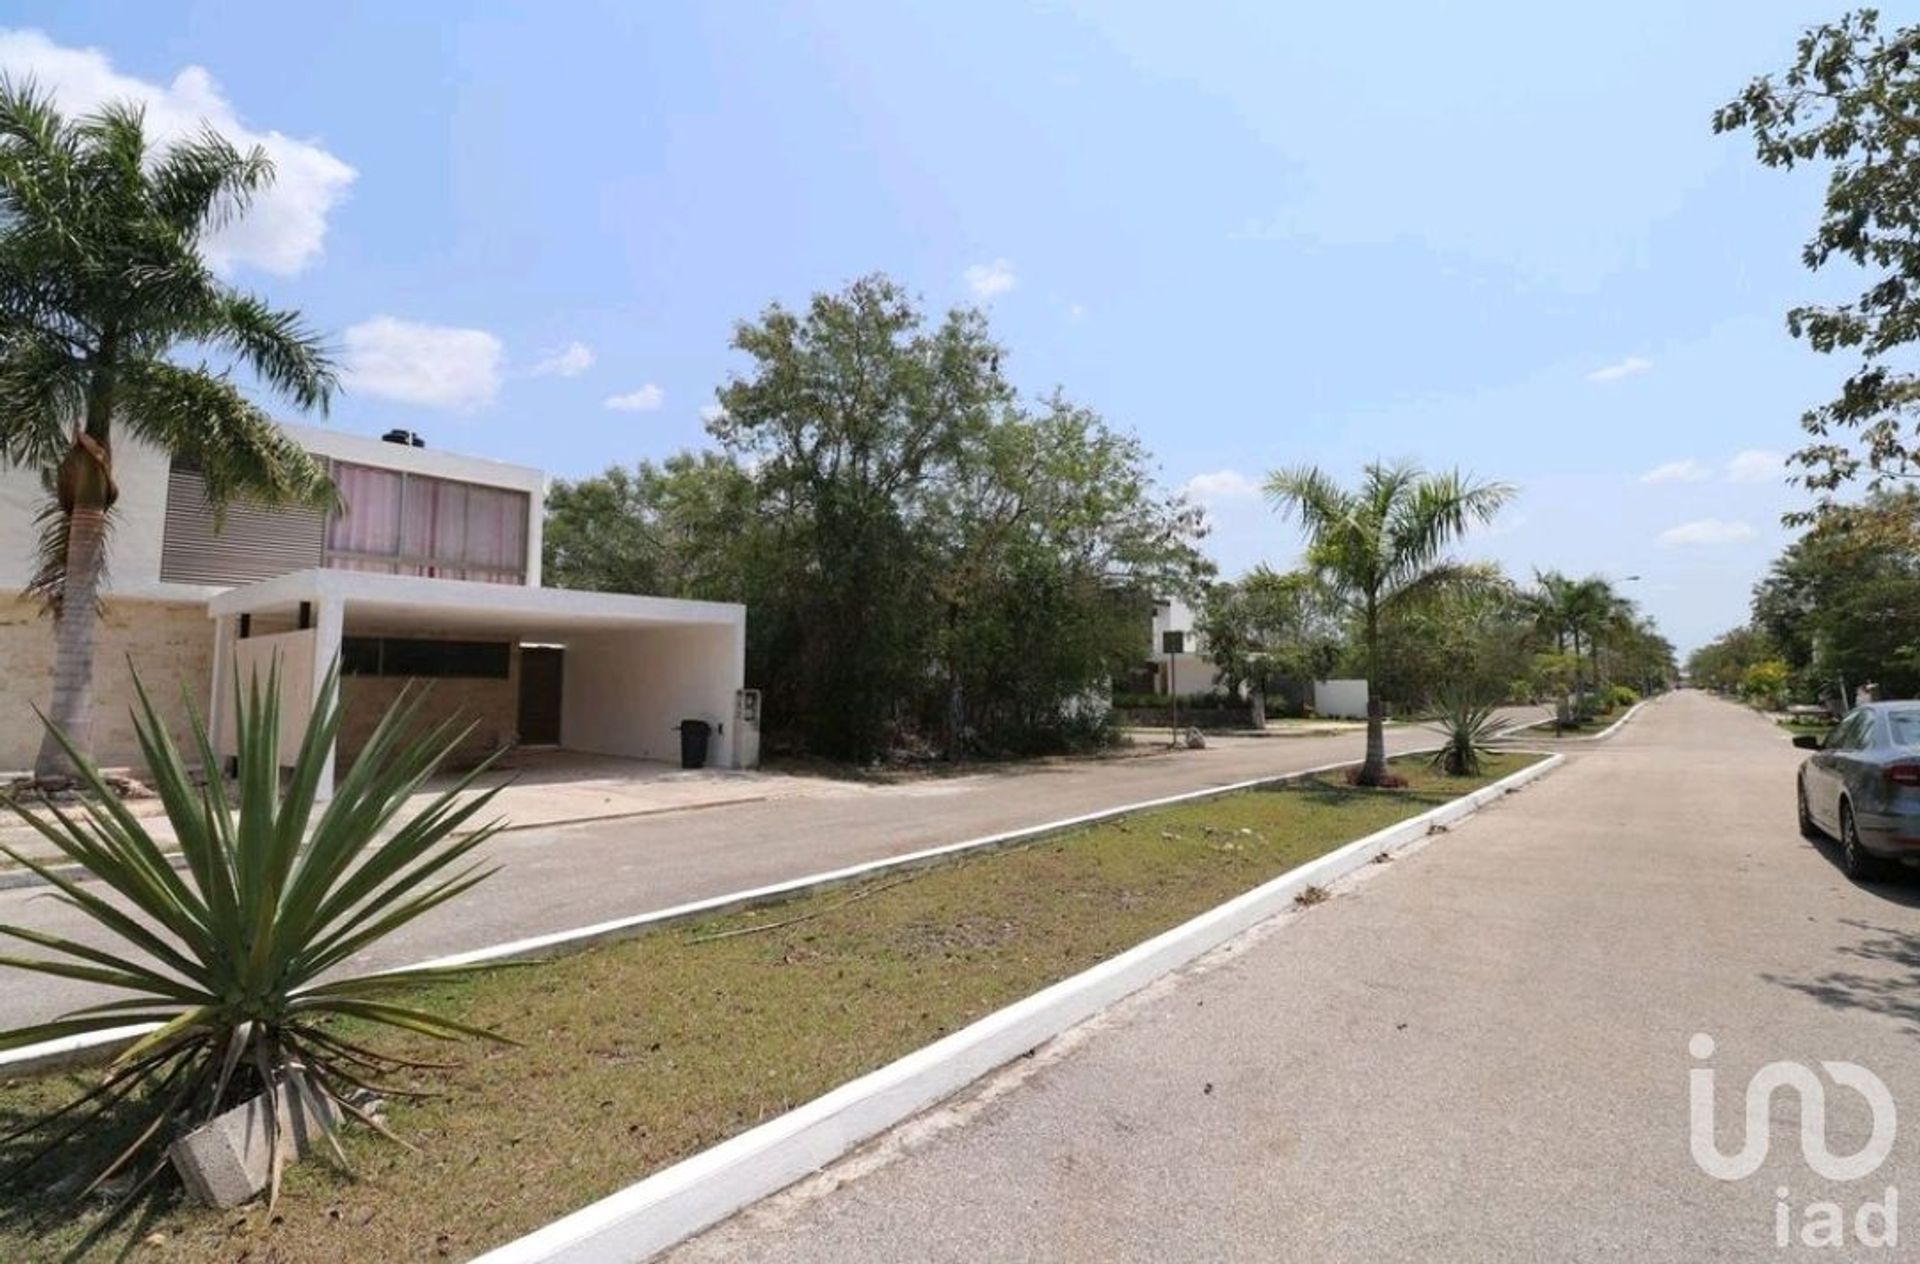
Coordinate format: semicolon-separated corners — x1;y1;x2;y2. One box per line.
0;664;511;1209
1428;695;1504;777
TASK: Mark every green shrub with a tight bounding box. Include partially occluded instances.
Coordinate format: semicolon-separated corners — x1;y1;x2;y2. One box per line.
1428;696;1504;777
1608;684;1640;709
0;666;511;1215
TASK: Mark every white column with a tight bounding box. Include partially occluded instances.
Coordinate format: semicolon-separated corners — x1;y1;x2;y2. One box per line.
206;613;237;762
311;597;343;800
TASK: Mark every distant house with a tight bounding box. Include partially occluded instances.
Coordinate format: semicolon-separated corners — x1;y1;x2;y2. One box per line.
0;424;754;795
1145;598;1226;696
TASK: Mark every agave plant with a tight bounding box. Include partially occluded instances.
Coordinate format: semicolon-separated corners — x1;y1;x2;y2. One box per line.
1427;694;1505;777
0;663;511;1210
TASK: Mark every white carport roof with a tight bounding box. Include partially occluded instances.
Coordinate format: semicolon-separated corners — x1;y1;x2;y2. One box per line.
207;568;743;635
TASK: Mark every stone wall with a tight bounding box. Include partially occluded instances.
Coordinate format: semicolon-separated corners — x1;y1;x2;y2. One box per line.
338;639;520;772
0;597;213;774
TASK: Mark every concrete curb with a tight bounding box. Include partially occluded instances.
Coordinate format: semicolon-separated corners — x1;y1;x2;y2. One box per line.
467;751;1565;1264
1504;695;1653;745
0;736;1505;1076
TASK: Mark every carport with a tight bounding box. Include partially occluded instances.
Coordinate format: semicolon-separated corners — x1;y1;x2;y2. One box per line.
205;568;751;798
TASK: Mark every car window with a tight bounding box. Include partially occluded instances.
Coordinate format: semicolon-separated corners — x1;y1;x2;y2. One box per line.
1828;713;1871;751
1889;712;1920;749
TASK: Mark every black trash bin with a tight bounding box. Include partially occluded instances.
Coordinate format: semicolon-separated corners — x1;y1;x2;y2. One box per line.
677;719;713;770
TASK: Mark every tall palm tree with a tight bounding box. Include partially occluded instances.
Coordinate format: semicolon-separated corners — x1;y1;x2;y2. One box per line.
0;83;336;780
1266;461;1513;786
1525;572;1633;711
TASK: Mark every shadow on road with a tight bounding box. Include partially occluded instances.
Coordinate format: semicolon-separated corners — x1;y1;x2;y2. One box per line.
1801;833;1920;908
1765;917;1920;1036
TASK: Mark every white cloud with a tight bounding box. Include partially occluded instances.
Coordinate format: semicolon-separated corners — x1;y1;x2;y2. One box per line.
1066;302;1087;322
605;384;666;412
1184;469;1262;504
1658;518;1755;547
0;29;355;275
1726;448;1786;484
963;258;1018;299
343;316;503;411
699;403;727;424
1640;459;1712;485
1586;355;1653;384
530;341;595;378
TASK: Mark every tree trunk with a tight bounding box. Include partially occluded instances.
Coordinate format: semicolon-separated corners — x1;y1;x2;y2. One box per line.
1360;696;1387;784
1248;685;1266;730
1357;601;1387;785
35;503;109;781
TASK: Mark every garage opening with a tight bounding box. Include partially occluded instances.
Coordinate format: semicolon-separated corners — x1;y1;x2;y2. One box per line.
517;644;564;746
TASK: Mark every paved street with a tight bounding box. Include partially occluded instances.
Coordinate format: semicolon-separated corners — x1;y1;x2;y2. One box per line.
673;692;1920;1263
0;710;1538;1033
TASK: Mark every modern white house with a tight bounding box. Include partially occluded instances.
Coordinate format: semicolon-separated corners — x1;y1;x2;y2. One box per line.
1145;598;1224;696
0;424;754;796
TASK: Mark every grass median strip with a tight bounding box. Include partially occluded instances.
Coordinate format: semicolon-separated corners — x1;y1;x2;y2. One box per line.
0;752;1539;1262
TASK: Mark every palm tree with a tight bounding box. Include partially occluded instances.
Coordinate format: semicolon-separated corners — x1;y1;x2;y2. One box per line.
1525;572;1631;716
0;82;336;780
1266;461;1513;786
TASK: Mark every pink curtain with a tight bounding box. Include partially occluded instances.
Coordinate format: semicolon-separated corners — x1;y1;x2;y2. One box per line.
463;486;526;583
325;463;525;583
327;464;402;558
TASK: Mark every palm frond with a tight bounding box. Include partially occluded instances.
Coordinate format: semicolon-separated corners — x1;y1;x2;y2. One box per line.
147;125;273;238
116;361;337;514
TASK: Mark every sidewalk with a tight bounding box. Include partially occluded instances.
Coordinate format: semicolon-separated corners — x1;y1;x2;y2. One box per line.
672;692;1920;1262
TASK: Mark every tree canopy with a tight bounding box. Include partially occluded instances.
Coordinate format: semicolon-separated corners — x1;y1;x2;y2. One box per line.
545;275;1209;761
1716;9;1920;518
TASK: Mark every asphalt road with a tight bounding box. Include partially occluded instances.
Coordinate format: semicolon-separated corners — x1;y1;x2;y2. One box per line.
672;692;1920;1263
0;710;1539;1034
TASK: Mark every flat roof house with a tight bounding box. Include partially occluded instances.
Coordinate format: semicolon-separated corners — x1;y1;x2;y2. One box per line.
0;424;752;797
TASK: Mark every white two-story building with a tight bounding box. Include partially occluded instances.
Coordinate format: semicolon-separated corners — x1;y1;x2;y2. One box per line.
0;424;753;795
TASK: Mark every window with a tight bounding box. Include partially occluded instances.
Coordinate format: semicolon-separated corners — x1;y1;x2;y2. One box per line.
1888;712;1920;749
1829;712;1872;751
160;455;531;588
340;636;510;679
324;461;529;584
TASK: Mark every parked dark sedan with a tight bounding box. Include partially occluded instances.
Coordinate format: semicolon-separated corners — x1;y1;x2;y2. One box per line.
1795;701;1920;880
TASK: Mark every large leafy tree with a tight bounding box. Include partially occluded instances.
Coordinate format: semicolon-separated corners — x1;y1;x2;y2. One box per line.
0;83;335;779
929;395;1209;752
1367;570;1530;712
547;278;1207;762
1265;462;1512;785
711;275;1010;760
1715;10;1920;519
543;452;759;600
1750;488;1920;701
1687;625;1780;694
1196;568;1341;726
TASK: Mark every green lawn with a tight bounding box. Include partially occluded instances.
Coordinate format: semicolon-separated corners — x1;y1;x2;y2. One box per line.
0;752;1540;1263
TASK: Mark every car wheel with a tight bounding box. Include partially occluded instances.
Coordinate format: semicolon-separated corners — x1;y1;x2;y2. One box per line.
1798;777;1823;840
1840;803;1891;882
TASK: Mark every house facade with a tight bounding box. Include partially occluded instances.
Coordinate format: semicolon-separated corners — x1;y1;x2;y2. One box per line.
0;424;753;794
1145;598;1225;696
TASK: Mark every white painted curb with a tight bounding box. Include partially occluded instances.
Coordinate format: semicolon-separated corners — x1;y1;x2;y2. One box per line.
3;736;1509;1075
1507;695;1653;744
469;751;1565;1264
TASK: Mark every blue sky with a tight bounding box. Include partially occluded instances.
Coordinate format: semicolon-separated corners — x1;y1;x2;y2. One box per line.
0;1;1881;652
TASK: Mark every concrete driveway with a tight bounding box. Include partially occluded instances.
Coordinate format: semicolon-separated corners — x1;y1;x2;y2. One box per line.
0;708;1540;1033
672;692;1920;1263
